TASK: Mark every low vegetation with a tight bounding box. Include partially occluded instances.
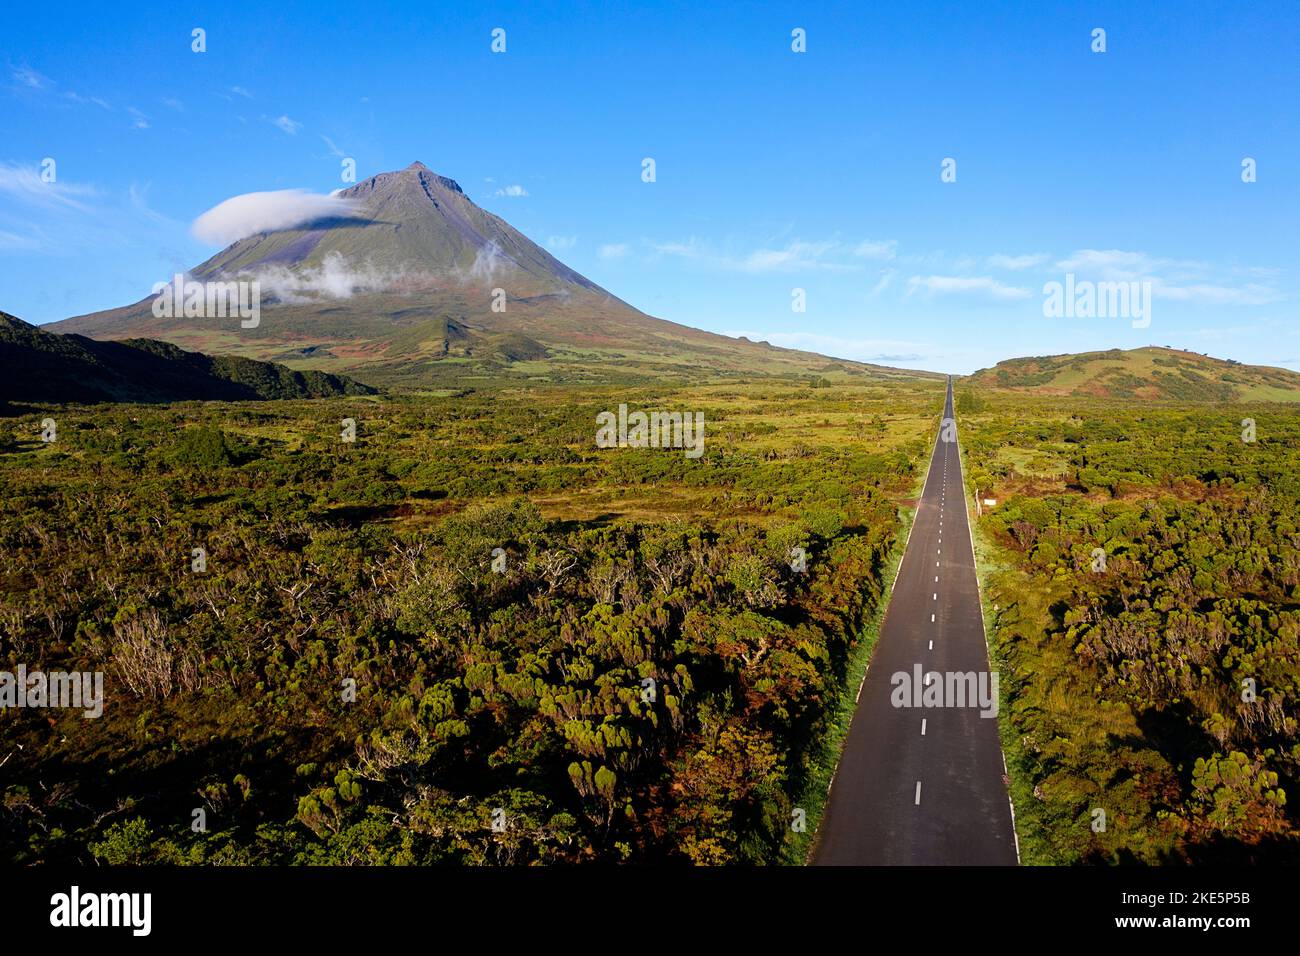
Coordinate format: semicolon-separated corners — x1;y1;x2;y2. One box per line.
961;390;1300;863
0;379;939;864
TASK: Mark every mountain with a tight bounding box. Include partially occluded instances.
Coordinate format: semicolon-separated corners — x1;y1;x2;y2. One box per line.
965;346;1300;402
51;162;931;387
0;311;375;406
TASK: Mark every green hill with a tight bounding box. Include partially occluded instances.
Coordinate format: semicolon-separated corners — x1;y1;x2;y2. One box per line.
965;346;1300;402
0;310;376;407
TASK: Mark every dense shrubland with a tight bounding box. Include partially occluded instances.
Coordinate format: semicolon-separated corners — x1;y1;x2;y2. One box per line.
0;381;935;864
962;394;1300;862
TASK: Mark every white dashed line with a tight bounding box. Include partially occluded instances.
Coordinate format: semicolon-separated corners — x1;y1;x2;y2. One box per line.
930;613;935;622
929;640;933;649
914;781;922;805
921;719;927;736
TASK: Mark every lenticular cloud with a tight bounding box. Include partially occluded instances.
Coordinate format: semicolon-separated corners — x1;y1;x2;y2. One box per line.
191;189;364;245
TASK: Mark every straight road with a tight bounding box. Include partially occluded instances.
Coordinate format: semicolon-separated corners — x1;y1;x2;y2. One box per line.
812;377;1018;865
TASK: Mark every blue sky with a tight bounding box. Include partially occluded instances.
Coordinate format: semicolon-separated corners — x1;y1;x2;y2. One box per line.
2;0;1297;374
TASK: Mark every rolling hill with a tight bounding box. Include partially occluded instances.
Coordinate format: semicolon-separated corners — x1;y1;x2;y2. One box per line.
0;311;375;406
51;162;932;387
964;346;1300;402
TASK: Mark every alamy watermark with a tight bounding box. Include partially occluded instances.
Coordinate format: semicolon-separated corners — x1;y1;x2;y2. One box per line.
151;273;260;328
596;404;704;459
1;665;104;718
890;664;999;718
1043;273;1151;328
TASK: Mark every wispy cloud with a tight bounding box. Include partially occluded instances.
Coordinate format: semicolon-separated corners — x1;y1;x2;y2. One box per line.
0;227;42;251
63;90;112;110
127;106;150;129
1052;248;1282;306
269;114;302;135
230;86;254;99
320;135;347;158
987;252;1049;270
127;182;179;227
870;270;895;295
0;162;99;210
546;235;577;251
907;274;1033;301
495;184;528;197
853;239;898;260
598;243;629;260
11;65;49;89
651;237;869;273
10;66;111;111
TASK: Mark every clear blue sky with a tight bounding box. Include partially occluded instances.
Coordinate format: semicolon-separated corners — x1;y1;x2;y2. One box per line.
3;0;1297;373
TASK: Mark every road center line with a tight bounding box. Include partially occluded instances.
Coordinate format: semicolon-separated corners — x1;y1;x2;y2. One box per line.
914;781;922;805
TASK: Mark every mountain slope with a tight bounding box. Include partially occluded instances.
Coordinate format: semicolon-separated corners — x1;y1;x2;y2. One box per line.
965;346;1300;402
51;163;934;387
0;311;375;405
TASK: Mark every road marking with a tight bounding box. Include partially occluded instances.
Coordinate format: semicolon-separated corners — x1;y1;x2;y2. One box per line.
935;575;939;582
921;719;927;736
930;613;935;622
914;781;922;805
929;640;933;649
933;593;937;600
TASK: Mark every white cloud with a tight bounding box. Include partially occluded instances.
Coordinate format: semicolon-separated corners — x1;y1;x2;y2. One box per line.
230;86;254;99
495;184;528;197
652;237;860;273
0;162;98;210
1054;248;1209;280
546;235;577;251
987;252;1049;270
853;239;898;260
12;66;49;89
161;97;184;111
320;135;347;158
0;228;41;251
127;183;175;226
1052;249;1281;306
190;188;364;245
724;330;933;364
1151;281;1283;306
63;90;112;110
738;240;843;273
239;251;399;302
907;274;1032;301
269;114;302;135
598;243;629;260
127;106;150;129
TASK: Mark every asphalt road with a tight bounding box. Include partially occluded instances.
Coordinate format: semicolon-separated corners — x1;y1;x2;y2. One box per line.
812;377;1019;865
